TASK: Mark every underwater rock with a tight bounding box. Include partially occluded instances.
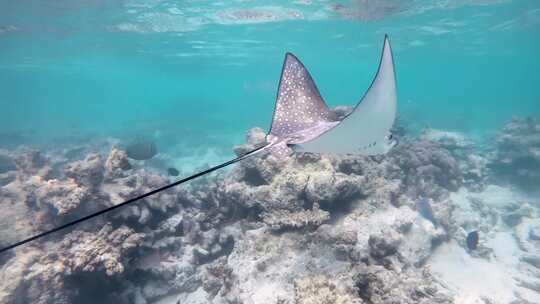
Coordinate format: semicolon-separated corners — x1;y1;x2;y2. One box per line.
127;172;172;212
65;152;104;188
460;153;489;191
64;224;144;275
105;148;131;179
502;202;534;227
421;128;474;151
417;198;437;227
0;224;144;304
0;171;15;186
521;255;540;269
262;203;330;231
36;178;89;216
353;264;452;304
0;249;43;304
0;153;16;173
530;224;540;241
64;146;87;160
294;275;361;304
466;231;479;250
388;139;462;199
0;183;39;249
226;128;375;215
420;129;488;191
368;228;401;259
232;127;267;156
126;139;157;160
13;149;46;176
305;170;364;206
490;117;540;190
0;145;190;303
167;167;180;176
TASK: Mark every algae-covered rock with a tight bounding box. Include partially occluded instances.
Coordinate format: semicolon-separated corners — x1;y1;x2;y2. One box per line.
262;203;330;231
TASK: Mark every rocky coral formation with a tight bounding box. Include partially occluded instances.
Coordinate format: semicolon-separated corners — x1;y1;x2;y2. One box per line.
2;117;539;304
353;265;451;304
387;139;462;199
294;275;361;304
421;128;474;151
0;146;181;304
421;128;488;191
0;224;143;304
0;153;16;174
35;178;89;215
262;203;329;231
489;117;540;190
12;149;47;177
65;153;104;189
105;148;132;179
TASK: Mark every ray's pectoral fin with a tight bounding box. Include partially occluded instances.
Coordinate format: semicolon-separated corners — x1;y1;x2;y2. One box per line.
294;35;398;156
262;52;339;158
267;52;338;140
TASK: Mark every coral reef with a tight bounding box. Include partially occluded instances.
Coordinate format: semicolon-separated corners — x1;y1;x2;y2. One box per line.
105;148;132;179
0;153;16;174
489;117;540;190
35;178;89;215
262;203;329;231
12;149;47;177
387;139;462;199
65;153;104;189
0;224;143;304
294;275;361;304
1;117;539;304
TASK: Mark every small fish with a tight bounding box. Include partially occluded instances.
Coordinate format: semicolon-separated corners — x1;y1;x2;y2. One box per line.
126;138;157;160
167;167;180;176
466;231;479;250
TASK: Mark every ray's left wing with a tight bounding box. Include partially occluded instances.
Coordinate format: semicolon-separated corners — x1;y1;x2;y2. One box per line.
268;53;338;139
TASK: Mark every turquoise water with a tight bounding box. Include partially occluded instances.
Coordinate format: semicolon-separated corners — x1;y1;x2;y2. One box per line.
1;2;540;303
1;0;539;152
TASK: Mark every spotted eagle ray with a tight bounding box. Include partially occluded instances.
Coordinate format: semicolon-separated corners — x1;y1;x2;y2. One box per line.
0;35;397;253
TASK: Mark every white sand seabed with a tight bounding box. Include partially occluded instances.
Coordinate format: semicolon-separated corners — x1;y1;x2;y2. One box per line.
429;235;519;303
428;184;540;304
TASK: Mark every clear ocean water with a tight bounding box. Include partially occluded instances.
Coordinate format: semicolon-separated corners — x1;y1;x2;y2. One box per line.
1;0;539;152
1;1;540;303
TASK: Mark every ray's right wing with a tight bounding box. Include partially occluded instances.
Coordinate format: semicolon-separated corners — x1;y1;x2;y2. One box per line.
294;35;397;155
